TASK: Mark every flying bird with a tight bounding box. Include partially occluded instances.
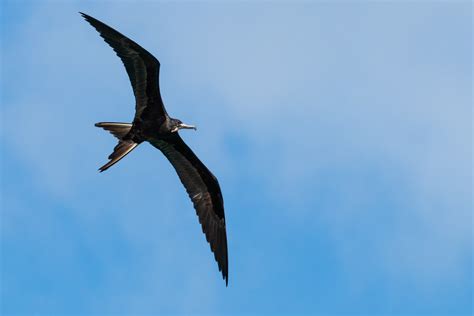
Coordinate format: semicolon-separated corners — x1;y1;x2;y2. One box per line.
80;12;228;285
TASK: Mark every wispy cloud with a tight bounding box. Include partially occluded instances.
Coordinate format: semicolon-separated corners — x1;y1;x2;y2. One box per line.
2;1;471;315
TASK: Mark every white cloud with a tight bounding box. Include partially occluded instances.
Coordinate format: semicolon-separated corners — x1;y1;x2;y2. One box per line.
2;1;471;314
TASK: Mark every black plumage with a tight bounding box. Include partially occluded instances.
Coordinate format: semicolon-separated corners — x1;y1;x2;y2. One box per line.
81;12;228;285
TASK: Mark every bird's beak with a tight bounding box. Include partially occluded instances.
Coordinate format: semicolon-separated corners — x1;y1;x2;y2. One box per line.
178;123;197;131
172;123;197;133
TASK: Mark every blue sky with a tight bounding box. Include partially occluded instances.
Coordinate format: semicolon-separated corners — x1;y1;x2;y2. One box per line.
1;1;472;315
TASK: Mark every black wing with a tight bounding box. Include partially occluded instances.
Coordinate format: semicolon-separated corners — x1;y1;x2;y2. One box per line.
80;12;168;121
149;134;228;285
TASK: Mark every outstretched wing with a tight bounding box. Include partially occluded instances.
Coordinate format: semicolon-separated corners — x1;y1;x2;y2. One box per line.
80;12;168;121
149;134;228;285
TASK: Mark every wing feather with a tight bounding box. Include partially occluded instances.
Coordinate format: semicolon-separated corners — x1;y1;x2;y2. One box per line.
149;134;228;285
80;12;168;121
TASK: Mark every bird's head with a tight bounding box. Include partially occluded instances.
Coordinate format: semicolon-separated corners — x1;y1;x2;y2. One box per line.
170;118;197;133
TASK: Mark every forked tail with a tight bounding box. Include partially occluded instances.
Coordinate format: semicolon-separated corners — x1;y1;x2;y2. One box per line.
95;122;138;172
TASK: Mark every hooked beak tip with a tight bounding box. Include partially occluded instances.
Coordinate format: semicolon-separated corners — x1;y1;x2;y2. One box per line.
178;123;197;131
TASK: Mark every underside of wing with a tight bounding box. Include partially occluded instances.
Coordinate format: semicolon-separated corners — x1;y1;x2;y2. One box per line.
149;134;228;285
80;12;167;121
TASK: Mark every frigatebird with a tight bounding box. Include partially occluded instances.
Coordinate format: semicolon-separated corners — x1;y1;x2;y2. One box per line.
81;13;228;285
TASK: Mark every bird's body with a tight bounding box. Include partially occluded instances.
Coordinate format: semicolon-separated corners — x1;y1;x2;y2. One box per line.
81;12;228;285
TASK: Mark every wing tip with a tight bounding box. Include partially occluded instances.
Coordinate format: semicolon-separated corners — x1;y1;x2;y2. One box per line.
80;12;101;29
79;12;89;20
